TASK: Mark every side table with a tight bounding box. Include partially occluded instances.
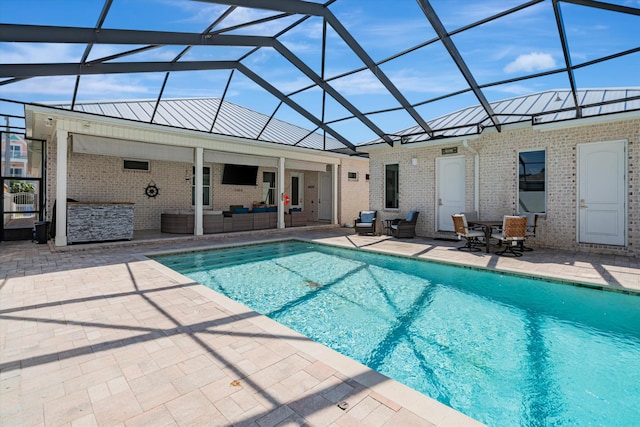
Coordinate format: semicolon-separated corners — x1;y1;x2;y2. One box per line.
383;219;394;236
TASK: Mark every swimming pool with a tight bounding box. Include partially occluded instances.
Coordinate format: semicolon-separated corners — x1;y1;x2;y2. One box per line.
153;240;640;427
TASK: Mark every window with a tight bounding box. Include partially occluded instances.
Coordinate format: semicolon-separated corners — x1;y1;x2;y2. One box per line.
518;150;546;213
385;163;399;209
10;144;22;158
9;167;24;177
291;175;300;206
192;166;211;206
262;171;276;204
347;171;358;180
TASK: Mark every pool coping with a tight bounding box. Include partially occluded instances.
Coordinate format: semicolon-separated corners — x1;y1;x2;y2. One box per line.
146;237;640;297
303;238;640;296
141;246;485;426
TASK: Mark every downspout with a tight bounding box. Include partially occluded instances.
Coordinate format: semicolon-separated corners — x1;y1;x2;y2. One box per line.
462;139;479;214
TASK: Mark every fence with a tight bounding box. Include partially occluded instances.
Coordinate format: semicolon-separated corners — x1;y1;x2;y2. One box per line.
10;192;37;219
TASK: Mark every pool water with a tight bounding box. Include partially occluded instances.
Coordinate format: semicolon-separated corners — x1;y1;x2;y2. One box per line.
153;241;640;427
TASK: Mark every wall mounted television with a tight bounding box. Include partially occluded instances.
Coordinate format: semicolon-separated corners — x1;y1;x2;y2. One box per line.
221;164;259;186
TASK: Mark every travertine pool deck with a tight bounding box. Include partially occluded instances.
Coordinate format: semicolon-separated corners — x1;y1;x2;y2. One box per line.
2;227;639;426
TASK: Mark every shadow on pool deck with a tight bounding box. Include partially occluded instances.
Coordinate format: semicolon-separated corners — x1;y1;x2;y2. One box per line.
1;228;639;426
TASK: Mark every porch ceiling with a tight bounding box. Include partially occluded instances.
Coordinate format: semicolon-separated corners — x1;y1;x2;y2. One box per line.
1;0;639;154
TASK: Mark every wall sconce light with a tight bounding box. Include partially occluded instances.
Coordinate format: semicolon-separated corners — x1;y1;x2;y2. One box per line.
411;158;418;166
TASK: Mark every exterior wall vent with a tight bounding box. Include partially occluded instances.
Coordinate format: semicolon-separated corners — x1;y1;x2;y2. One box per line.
123;159;150;171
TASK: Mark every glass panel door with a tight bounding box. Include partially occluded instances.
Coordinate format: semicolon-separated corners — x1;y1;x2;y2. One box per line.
1;133;44;241
289;173;304;210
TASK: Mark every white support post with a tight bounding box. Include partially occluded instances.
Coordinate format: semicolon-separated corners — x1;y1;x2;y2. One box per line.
332;163;339;224
194;147;203;236
54;130;68;247
278;157;285;228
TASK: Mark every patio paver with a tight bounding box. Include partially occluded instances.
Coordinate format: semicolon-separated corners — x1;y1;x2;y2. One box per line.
2;227;639;426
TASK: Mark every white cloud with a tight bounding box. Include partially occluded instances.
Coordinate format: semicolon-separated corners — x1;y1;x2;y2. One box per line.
78;75;157;96
0;74;156;99
504;52;556;73
330;72;387;96
0;43;81;64
493;84;535;95
0;76;76;97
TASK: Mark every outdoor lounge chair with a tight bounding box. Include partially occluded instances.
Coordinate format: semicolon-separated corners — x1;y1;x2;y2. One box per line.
391;211;419;238
285;208;307;227
451;213;484;251
355;210;377;235
492;215;528;257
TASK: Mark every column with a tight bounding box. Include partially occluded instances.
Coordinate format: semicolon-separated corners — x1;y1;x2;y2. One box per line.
55;130;68;247
194;147;203;236
332;162;339;225
278;157;285;229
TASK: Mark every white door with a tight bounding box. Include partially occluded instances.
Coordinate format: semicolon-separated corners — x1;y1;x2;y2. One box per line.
436;155;466;232
290;172;304;210
578;140;626;245
318;171;332;220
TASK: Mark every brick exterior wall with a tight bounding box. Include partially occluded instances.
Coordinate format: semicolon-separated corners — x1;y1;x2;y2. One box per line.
368;117;639;256
46;142;371;231
340;157;371;227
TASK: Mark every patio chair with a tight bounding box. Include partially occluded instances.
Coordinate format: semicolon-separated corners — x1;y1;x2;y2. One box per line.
492;215;528;257
451;214;484;251
391;211;419;238
462;211;478;221
517;212;539;251
355;210;377;235
462;210;483;231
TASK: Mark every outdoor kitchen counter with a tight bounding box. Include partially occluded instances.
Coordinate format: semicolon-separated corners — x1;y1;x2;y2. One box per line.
67;202;134;243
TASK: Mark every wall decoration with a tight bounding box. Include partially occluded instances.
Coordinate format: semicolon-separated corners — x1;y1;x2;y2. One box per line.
144;180;160;198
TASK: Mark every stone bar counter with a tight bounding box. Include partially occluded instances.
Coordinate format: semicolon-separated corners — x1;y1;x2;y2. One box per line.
67;202;134;244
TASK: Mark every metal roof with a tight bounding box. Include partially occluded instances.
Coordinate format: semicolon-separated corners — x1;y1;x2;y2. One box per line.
363;87;640;146
1;0;639;151
52;97;347;152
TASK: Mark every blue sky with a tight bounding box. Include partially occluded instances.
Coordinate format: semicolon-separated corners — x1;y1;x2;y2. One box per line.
0;0;638;144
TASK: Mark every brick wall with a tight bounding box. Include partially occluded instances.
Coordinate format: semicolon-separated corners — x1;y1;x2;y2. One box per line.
368;117;639;256
46;141;371;231
340;157;371;227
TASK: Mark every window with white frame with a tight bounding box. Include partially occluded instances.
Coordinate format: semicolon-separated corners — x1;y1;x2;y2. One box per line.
10;144;21;158
385;163;399;209
192;166;211;206
9;167;24;176
518;149;546;213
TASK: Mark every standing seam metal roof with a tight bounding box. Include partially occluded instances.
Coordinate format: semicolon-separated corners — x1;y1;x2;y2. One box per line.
364;88;640;145
54;97;346;153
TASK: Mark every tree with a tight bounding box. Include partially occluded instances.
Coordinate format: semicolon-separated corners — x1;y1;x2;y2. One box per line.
9;181;35;193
